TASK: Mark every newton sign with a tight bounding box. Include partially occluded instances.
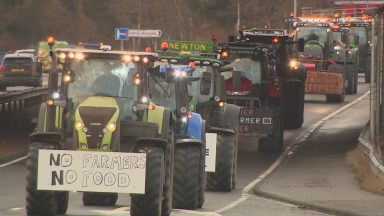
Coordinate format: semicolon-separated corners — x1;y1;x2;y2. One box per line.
37;150;146;194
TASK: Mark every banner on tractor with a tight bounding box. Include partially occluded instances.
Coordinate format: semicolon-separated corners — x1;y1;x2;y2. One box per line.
238;108;273;134
305;71;344;95
205;133;217;172
164;40;214;52
37;150;146;194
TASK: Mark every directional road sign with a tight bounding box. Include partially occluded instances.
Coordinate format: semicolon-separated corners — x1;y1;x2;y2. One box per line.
128;29;162;38
115;28;129;40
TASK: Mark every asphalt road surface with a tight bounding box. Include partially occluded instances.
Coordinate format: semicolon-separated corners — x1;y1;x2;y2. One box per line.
0;77;373;216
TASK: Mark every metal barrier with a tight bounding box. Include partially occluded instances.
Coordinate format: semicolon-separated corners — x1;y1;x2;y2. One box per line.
0;87;47;112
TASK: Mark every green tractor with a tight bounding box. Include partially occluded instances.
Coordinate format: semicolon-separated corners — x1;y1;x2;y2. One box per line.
293;20;359;102
25;39;174;216
159;41;241;192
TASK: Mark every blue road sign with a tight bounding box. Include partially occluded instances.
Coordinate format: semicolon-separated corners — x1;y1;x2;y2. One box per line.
115;28;129;40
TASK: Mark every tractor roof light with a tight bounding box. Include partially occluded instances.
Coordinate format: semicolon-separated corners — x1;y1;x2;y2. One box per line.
63;74;71;83
68;52;75;59
134;56;140;62
47;36;55;47
142;57;149;63
161;41;169;51
123;55;132;63
75;52;84;60
145;47;152;52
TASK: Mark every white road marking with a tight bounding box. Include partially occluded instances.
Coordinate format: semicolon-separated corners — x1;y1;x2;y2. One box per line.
215;91;370;214
9;207;23;211
92;206;130;215
0;156;27;168
176;209;222;215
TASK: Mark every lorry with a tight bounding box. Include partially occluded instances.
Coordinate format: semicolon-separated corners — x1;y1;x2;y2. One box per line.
216;29;306;152
0;51;43;91
159;40;241;192
25;38;174;216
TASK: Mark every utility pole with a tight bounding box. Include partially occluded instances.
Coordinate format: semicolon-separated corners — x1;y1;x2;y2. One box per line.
294;0;298;17
236;0;240;32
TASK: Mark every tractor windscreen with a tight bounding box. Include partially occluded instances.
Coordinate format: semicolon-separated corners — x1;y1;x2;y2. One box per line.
296;26;327;47
349;27;367;45
222;51;262;86
188;65;214;104
67;58;138;104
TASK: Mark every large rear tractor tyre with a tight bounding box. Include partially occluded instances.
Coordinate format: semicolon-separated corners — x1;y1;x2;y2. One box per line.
131;147;164;216
161;129;174;216
56;192;69;215
206;134;235;192
197;121;206;208
259;106;284;152
172;145;200;209
284;81;305;129
346;64;358;95
26;142;58;216
82;192;118;206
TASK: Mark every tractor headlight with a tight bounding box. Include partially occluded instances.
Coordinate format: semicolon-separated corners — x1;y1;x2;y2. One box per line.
289;60;300;70
75;121;84;130
106;123;116;132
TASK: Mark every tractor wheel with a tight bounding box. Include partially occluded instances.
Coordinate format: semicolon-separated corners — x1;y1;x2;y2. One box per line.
56;192;69;215
161;129;174;216
206;134;235;192
284;81;305;129
172;145;200;209
326;89;345;103
197;121;206;208
82;192;118;206
259;106;284;152
131;147;164;216
346;64;358;95
26;142;58;216
231;129;239;190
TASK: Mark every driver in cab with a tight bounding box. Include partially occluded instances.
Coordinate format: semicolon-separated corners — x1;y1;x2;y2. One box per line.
91;63;121;96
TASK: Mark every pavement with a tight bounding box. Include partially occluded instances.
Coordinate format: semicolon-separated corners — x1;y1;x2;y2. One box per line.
254;95;384;216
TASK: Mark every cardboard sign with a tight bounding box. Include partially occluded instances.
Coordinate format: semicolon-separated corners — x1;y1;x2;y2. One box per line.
305;71;344;95
37;150;146;194
205;133;217;172
239;108;273;134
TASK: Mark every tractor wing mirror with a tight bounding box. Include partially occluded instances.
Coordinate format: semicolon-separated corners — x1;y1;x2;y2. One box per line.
297;38;305;52
200;72;211;95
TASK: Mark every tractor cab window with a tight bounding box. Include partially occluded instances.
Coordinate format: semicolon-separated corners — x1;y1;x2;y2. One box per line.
350;27;367;45
297;26;327;47
222;55;262;85
189;65;214;104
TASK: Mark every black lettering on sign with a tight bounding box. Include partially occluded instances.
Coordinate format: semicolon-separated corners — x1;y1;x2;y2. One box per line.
49;153;72;167
205;148;209;156
104;172;116;186
50;153;60;166
118;173;130;187
51;170;64;185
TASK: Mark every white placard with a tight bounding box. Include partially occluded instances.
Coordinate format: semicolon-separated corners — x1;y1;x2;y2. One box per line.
205;133;217;172
37;150;146;194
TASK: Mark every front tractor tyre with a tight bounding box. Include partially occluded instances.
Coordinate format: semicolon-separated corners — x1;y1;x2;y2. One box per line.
130;147;164;216
26;142;64;216
172;145;201;209
284;81;305;129
206;134;235;192
259;106;284;152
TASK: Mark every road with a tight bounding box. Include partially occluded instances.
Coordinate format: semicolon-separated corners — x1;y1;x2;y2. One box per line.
0;77;373;216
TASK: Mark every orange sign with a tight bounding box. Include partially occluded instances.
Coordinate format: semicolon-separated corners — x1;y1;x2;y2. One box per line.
305;71;344;95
